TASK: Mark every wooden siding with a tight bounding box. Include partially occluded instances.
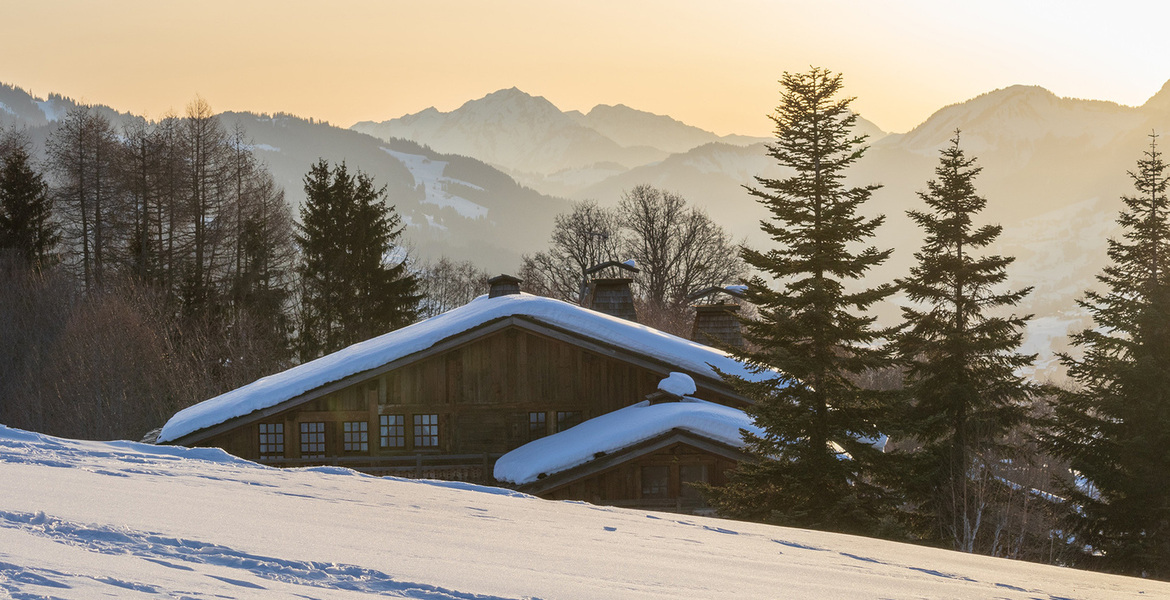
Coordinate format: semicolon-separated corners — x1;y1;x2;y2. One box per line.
197;324;745;483
542;442;738;513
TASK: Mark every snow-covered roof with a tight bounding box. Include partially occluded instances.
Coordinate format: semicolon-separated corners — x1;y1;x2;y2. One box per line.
158;293;773;444
494;398;763;485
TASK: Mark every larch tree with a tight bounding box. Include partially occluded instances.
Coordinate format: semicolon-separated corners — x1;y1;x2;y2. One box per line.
707;68;897;536
1045;132;1170;579
893;131;1040;552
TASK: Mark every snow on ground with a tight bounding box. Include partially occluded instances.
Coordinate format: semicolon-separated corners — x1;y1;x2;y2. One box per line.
3;428;1165;599
382;148;489;219
158;293;774;444
494;398;761;485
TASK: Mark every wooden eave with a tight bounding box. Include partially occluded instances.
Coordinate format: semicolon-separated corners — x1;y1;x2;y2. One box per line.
516;427;752;497
164;314;753;447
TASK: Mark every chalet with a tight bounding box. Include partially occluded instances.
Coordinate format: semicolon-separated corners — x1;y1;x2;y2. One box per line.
495;372;762;513
158;276;770;508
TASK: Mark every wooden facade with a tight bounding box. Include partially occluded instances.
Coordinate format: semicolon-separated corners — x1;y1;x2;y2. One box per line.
178;315;749;485
528;431;747;513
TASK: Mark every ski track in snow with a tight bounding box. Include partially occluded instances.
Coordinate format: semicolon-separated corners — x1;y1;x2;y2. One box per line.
0;510;516;600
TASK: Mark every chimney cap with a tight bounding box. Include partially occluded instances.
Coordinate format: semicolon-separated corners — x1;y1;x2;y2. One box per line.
585;260;640;276
686;285;746;304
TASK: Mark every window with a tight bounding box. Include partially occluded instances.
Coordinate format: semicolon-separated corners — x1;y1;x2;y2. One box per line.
300;422;325;459
528;412;547;441
380;414;405;448
414;414;439;448
343;421;369;453
258;423;284;459
679;464;709;502
641;465;669;499
556;411;582;432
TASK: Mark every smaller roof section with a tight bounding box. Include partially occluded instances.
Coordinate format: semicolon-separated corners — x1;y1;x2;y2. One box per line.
494;396;763;486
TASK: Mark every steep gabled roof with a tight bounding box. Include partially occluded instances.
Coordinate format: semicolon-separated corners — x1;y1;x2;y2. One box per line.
158;293;776;444
493;398;764;487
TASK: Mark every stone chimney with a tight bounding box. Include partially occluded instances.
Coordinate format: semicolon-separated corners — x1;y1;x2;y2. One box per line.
488;274;522;298
687;286;745;348
585;278;637;322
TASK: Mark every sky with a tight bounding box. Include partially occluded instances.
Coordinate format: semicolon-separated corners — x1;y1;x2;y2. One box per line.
2;0;1168;136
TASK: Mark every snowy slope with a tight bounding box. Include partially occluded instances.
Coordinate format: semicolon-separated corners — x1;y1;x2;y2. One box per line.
2;426;1165;599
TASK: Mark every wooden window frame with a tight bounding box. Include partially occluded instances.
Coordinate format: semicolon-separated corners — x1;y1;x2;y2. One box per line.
258;423;284;459
528;411;547;441
413;414;439;449
300;421;326;459
343;420;369;453
380;414;405;449
555;411;582;433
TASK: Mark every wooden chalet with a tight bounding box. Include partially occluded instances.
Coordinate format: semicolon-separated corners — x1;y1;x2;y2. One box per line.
494;383;761;514
158;276;760;499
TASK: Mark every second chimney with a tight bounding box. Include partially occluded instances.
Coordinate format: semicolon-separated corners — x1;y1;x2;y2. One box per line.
691;302;743;348
586;278;637;322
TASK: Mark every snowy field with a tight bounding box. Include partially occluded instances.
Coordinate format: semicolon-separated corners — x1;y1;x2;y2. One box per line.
1;426;1165;600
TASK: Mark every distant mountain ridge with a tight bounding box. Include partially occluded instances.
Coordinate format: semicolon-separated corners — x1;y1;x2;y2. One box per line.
0;83;571;273
8;78;1170;377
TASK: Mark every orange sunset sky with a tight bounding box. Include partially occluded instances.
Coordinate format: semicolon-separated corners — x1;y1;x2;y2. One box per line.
2;0;1167;136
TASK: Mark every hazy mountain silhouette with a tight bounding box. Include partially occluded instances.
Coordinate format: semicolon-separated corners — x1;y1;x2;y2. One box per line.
8;79;1170;375
0;83;571;273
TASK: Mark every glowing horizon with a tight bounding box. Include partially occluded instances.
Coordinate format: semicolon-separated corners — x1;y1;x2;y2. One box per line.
2;0;1168;136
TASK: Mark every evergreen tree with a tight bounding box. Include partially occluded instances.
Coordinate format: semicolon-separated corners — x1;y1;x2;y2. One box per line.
296;160;420;360
893;132;1040;551
1046;132;1170;578
0;146;58;269
707;68;896;535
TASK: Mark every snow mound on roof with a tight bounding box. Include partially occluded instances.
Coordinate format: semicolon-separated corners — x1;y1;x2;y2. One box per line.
658;372;696;397
158;293;776;444
494;399;762;485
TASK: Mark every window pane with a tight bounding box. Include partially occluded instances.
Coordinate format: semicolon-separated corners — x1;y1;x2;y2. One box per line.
641;465;669;499
413;414;439;448
528;412;547;441
380;414;405;448
300;422;325;459
343;421;369;453
556;411;582;432
259;423;284;459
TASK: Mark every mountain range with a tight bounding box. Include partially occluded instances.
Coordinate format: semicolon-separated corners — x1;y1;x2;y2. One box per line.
6;79;1170;377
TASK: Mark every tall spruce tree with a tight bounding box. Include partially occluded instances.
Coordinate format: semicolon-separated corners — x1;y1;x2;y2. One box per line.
0;146;58;270
296;159;420;360
707;68;896;535
894;132;1040;552
1046;132;1170;578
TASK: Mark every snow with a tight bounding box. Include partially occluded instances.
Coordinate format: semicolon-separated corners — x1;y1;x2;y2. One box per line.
2;425;1163;599
657;371;696;397
36;99;65;122
382;148;489;219
158;293;775;444
494;398;761;485
0;102;13;116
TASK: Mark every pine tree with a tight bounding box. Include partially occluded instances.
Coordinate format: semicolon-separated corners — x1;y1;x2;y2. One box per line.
893;131;1040;551
707;68;897;535
0;146;58;269
296;160;420;360
1046;132;1170;578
